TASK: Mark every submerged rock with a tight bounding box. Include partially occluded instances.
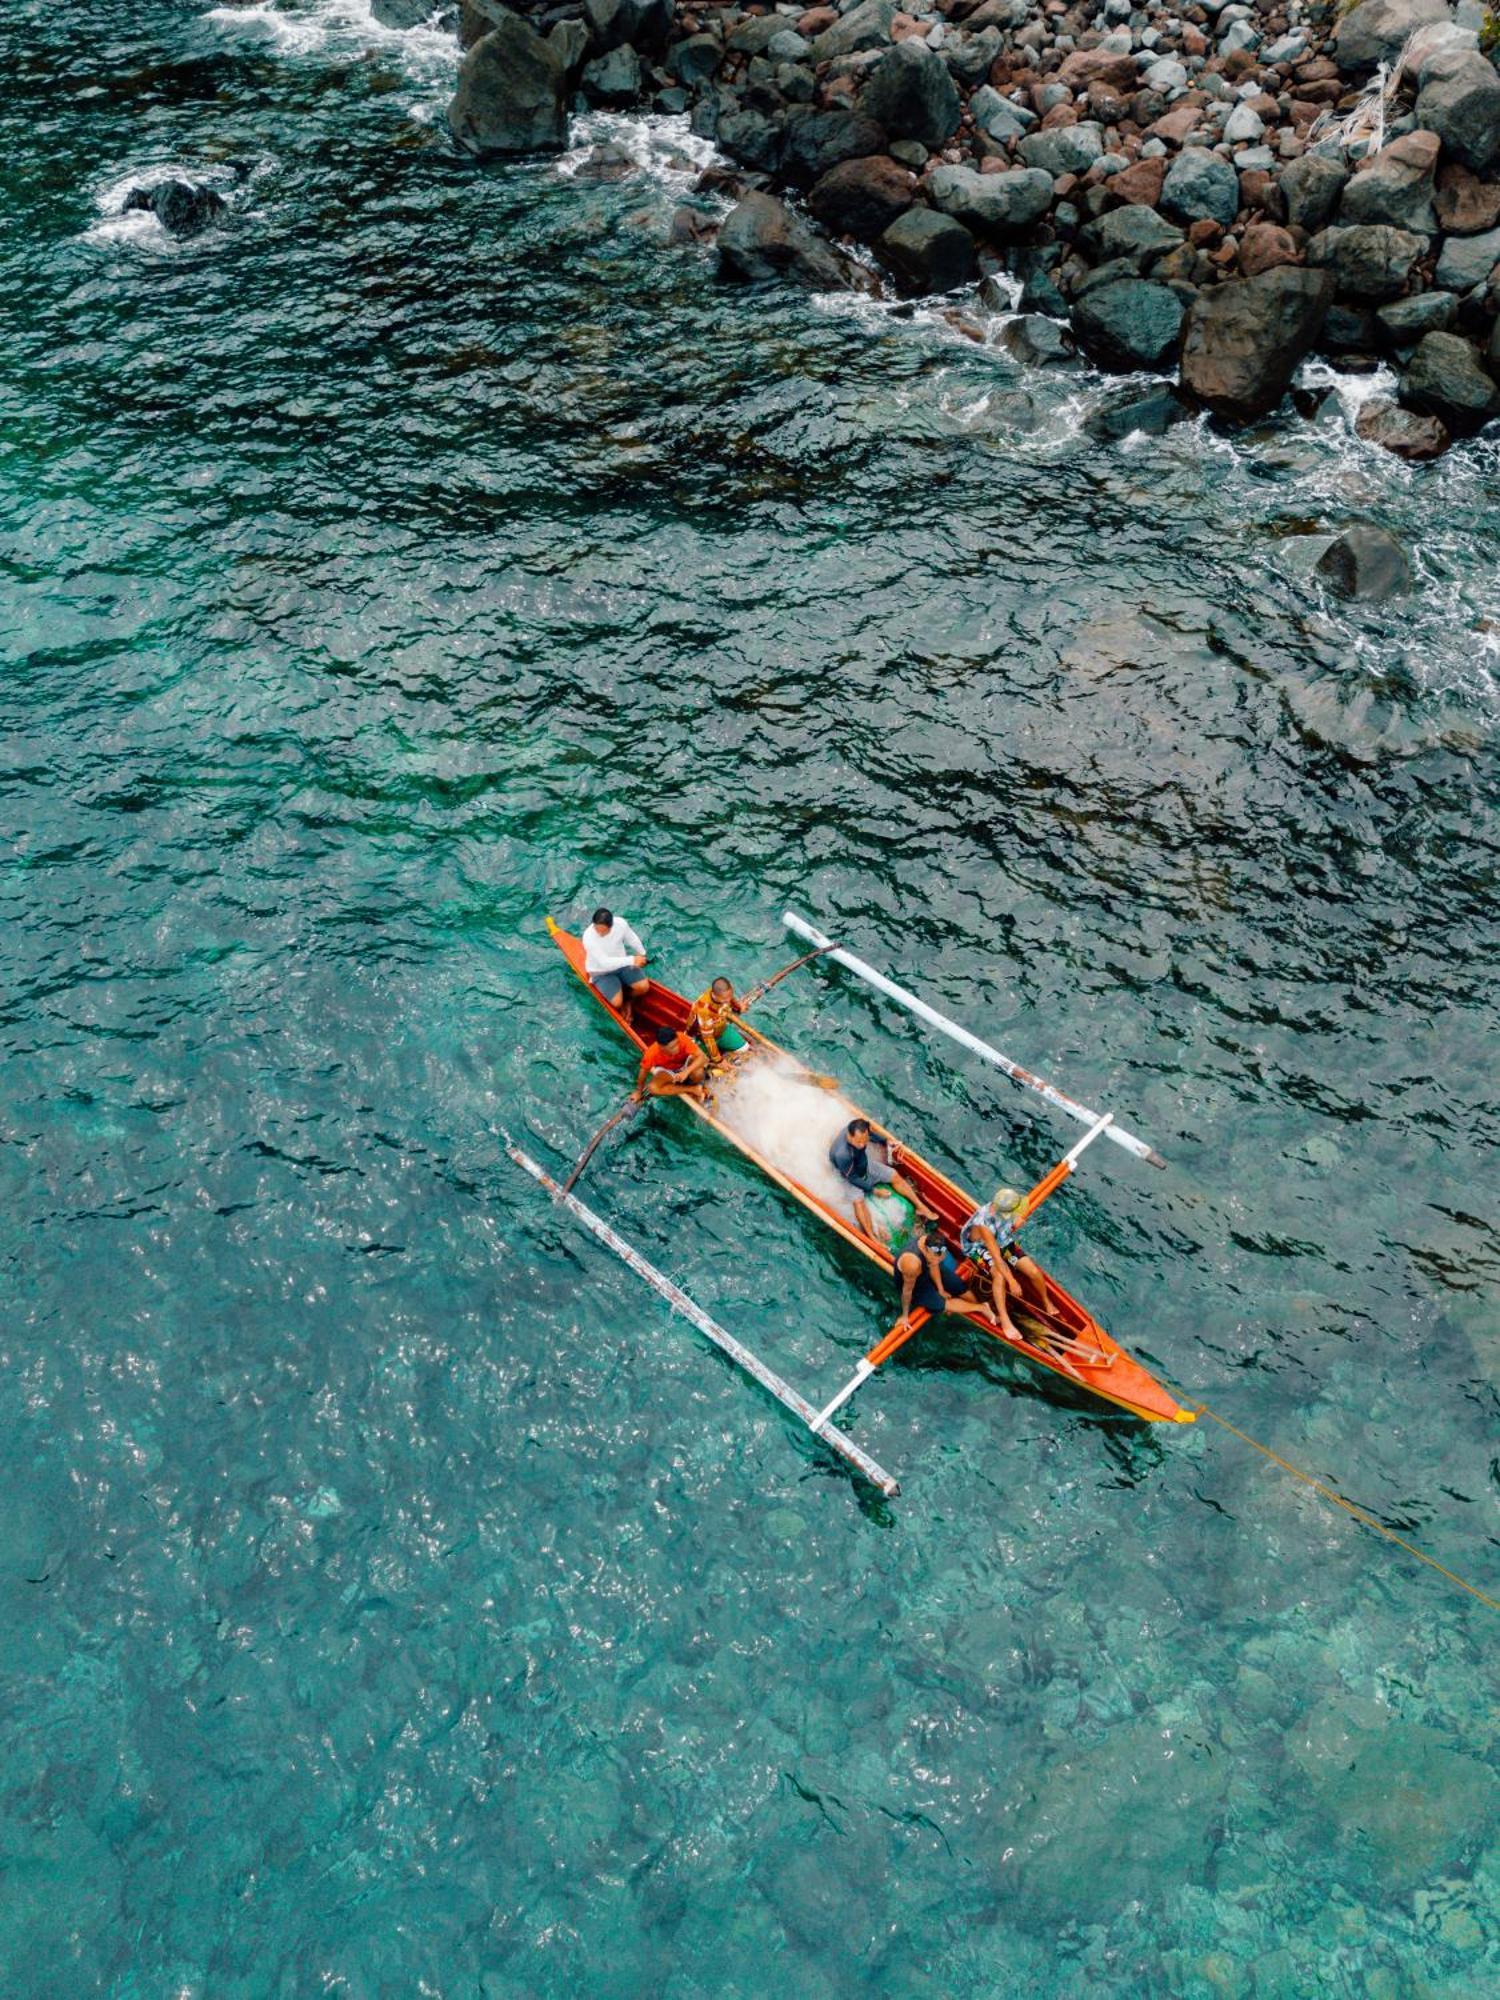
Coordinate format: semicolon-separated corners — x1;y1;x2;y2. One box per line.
449;13;569;157
1086;383;1194;441
877;206;978;295
1071;278;1185;372
1000;313;1073;365
122;179;227;237
1180;267;1334;420
1315;523;1412;599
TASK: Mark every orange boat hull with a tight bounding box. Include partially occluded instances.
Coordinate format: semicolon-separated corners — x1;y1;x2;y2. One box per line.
548;921;1193;1426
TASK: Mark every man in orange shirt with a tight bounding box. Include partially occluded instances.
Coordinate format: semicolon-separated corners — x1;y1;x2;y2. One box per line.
633;1024;709;1104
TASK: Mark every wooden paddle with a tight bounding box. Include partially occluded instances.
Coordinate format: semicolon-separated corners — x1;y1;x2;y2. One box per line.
562;1094;641;1194
741;945;831;1010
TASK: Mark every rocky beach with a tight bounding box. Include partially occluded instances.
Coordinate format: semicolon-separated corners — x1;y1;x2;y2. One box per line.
445;0;1500;465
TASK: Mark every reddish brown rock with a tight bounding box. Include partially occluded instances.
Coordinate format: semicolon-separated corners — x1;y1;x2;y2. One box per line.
1040;102;1080;129
1058;48;1140;91
1239;221;1300;275
1182;25;1207;56
1188;217;1223;248
797;5;838;33
1109;155;1166;207
1355;399;1450;459
1180;266;1335;419
1434;162;1500;236
1149;104;1203;146
807;153;917;239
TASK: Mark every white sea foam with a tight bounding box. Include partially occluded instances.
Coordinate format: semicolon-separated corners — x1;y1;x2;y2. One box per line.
205;0;458;115
82;161;248;250
558;112;719;192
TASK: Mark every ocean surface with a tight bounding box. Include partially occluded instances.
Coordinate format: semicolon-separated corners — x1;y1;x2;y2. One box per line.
2;3;1497;1993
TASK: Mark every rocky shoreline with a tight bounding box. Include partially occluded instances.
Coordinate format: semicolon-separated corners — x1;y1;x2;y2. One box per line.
441;0;1500;459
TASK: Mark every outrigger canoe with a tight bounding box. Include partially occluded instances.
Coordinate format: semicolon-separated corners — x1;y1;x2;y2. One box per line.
547;919;1193;1427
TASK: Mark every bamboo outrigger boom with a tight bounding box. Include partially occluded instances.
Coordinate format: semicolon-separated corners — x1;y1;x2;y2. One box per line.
781;911;1166;1170
506;1139;901;1498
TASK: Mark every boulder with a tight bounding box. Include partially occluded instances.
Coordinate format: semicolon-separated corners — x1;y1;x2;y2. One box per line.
809;0;900;63
1416;50;1500;173
1305;223;1426;301
1434;162;1500;235
1072;277;1186;370
122;179;227;237
877;206;979;294
1280;153;1349;234
717;106;787;175
448;14;569;157
1377;290;1460;344
1355;399;1451;459
927;165;1054;235
1180;266;1335;418
1398;328;1500;431
583;0;671;56
549;17;589;83
1434;222;1500;291
1338;131;1441;234
944;27;1003;88
1239;222;1300;276
718;191;857;290
668;34;723;88
780;105;887;186
581;45;641;107
1334;0;1449;73
1315;524;1412;599
970;85;1033;145
858;42;961;148
1019;122;1105;178
1000;314;1074;364
1080;204;1185;268
807;154;916;238
1160;148;1240;230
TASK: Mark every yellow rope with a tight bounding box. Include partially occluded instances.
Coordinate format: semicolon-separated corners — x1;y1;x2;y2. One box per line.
1190;1398;1500;1615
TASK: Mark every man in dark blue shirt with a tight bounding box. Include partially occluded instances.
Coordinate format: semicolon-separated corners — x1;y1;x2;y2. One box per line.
828;1117;934;1240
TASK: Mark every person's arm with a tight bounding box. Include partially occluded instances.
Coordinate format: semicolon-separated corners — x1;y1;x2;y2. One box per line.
621;921;645;964
633;1046;655;1097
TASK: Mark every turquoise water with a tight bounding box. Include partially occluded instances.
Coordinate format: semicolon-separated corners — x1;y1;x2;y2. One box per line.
3;3;1498;1993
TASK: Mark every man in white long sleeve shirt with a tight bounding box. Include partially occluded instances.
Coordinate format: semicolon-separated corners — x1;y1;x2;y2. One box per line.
583;907;650;1022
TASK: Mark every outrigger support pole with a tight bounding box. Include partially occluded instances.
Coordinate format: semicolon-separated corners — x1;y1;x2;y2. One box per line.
506;1140;901;1499
782;911;1166;1170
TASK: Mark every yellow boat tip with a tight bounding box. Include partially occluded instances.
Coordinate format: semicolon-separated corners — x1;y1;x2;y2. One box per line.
1173;1409;1197;1424
545;914;560;935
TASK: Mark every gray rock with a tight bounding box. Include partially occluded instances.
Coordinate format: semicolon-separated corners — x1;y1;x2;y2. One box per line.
780;104;887;186
970;86;1035;143
718;190;857;290
1398;328;1500;431
927;164;1054;235
1338;131;1441;234
1415;50;1500;172
810;0;901;63
583;0;671;55
1321;302;1381;350
448;13;569;157
668;33;722;88
727;14;786;54
944;27;1003;87
1335;0;1449;72
1001;313;1074;364
1018;122;1105;178
858;42;961;148
122;179;227;237
1377;290;1460;344
549;17;590;83
1180;266;1336;418
767;29;809;62
1072;278;1186;370
1280;153;1349;234
1434;222;1500;291
1160;148;1240;230
717;105;786;175
1305;224;1426;302
807;154;917;239
1080;204;1185;267
581;45;641;106
1315;524;1412;599
878;206;979;294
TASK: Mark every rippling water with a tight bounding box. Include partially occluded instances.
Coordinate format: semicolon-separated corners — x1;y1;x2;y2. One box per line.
4;3;1498;1992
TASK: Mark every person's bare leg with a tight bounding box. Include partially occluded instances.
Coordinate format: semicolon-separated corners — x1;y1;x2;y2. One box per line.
854;1196;876;1240
891;1171;938;1220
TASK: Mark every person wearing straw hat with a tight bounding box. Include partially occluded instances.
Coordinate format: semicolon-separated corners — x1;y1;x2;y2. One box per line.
960;1186;1043;1334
